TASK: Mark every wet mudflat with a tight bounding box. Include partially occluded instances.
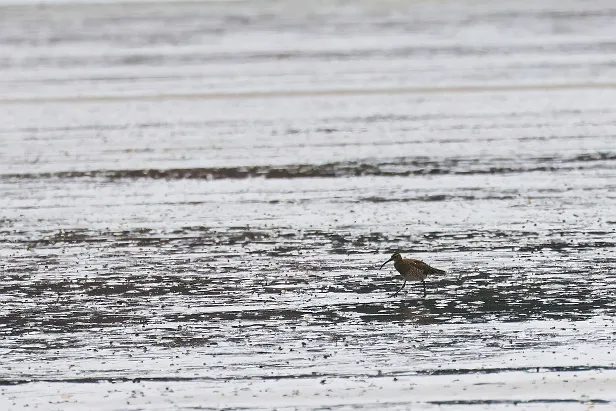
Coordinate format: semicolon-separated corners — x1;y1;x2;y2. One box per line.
1;0;616;409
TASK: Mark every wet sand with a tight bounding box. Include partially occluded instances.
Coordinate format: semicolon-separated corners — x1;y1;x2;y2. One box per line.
1;0;615;409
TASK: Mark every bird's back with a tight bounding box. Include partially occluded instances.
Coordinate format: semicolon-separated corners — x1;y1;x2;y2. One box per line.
396;258;445;277
414;259;446;275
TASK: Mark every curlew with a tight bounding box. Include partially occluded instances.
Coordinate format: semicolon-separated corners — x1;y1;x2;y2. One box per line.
379;252;445;297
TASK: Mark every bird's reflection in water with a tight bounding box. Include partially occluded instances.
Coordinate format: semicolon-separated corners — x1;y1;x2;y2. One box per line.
399;301;435;325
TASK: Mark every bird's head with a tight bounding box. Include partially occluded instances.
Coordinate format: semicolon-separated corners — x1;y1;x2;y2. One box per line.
379;252;402;269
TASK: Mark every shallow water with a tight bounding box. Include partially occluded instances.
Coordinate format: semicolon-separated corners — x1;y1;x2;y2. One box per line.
1;0;615;409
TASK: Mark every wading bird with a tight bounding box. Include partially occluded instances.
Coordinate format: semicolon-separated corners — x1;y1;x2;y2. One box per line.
379;252;445;297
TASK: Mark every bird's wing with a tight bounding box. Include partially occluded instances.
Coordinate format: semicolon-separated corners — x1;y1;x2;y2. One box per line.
409;259;445;274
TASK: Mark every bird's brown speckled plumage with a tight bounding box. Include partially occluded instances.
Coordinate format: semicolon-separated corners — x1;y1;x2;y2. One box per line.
379;252;445;297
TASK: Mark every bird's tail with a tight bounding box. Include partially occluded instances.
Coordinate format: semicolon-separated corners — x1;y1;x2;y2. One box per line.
431;268;446;275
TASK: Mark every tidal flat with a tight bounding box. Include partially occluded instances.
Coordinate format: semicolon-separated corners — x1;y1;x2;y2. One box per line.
1;0;615;409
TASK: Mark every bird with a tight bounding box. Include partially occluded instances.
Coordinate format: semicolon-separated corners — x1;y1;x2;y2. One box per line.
379;252;445;297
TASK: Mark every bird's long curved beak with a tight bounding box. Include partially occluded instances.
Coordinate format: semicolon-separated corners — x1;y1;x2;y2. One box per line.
379;258;394;270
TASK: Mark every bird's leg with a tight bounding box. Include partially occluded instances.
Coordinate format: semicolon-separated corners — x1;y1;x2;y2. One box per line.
422;280;427;298
392;280;406;297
